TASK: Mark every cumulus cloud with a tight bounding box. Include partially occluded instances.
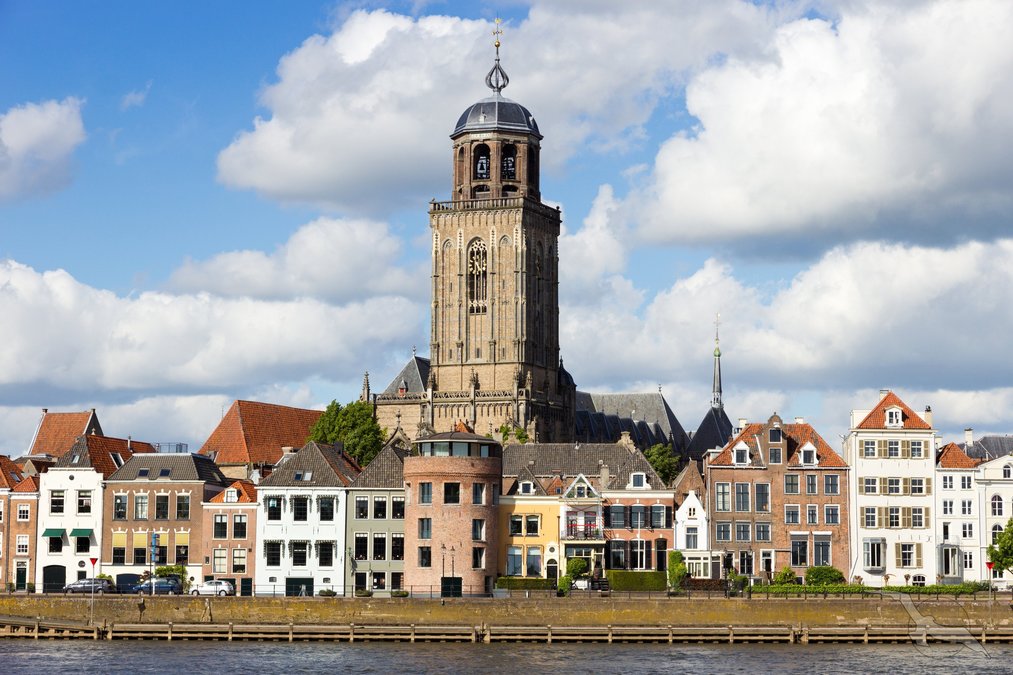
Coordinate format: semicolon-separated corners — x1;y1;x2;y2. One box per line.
633;0;1013;247
0;97;86;201
120;80;153;110
170;216;426;302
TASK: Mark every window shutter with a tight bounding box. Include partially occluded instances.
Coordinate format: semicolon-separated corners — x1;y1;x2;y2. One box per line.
902;508;912;529
603;507;611;527
880;477;888;494
645;540;653;570
878;440;887;458
923;508;931;526
915;544;922;568
925;478;932;495
902;478;910;495
894;543;902;568
901;440;911;458
858;479;866;495
665;506;673;528
878;507;887;528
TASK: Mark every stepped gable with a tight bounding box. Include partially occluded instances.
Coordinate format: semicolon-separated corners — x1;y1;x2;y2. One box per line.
55;435;155;479
259;441;361;488
198;400;323;467
856;391;931;430
28;409;103;457
349;444;409;489
937;442;979;469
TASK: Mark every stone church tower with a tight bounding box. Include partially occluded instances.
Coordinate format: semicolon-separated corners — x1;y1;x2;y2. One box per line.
371;38;576;442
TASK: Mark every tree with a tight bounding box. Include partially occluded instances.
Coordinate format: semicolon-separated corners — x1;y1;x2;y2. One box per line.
644;443;679;485
805;565;845;585
308;400;384;467
668;550;688;590
566;557;589;579
987;516;1013;576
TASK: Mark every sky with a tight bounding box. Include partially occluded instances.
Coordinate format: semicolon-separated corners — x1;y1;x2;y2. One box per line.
2;0;1013;456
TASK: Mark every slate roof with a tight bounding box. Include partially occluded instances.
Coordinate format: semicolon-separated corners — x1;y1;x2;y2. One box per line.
55;435;156;479
259;441;361;488
109;453;228;485
28;409;102;457
381;356;431;395
685;407;734;461
937;442;979;469
961;436;1013;462
0;455;26;489
209;480;258;504
502;443;664;490
711;416;847;468
575;391;689;451
855;391;932;430
349;444;408;489
198;400;322;466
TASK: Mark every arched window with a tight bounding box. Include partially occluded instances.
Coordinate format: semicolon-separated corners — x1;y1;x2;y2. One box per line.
456;146;465;184
993;524;1004;544
471;184;490;198
501;144;516;180
1004;464;1012;479
467;239;488;314
473;144;490;180
992;494;1004;517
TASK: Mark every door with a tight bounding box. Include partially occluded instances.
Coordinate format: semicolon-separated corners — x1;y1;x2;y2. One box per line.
285;577;313;597
240;578;253;597
15;564;27;591
42;565;67;593
546;560;558;587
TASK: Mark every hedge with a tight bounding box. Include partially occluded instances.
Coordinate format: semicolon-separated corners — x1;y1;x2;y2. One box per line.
495;576;557;590
605;570;667;591
757;581;990;596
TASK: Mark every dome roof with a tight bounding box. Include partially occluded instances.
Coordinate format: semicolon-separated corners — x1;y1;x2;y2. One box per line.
453;93;541;139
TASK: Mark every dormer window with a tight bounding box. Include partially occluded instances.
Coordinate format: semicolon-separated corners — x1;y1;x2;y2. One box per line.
1004;465;1012;479
631;473;646;488
575;485;586;497
111;453;123;468
769;428;782;443
225;489;238;503
138;468;149;478
520;481;533;495
158;468;171;478
886;408;903;428
733;442;750;466
800;444;817;466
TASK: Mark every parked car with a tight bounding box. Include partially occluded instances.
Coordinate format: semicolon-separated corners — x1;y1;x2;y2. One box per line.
63;578;115;594
192;579;235;596
129;578;182;595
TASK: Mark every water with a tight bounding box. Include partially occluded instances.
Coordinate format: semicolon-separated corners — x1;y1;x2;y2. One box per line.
1;641;1010;674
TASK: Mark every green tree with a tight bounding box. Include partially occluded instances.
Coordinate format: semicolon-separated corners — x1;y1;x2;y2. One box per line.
308;400;383;467
667;550;688;590
773;567;798;585
805;565;845;585
644;443;679;485
566;557;589;579
987;516;1013;576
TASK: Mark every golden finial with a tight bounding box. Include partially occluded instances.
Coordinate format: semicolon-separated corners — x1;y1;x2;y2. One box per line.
493;17;503;51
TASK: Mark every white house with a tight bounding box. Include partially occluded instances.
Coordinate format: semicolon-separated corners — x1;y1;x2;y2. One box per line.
975;450;1013;589
935;442;981;584
847;390;937;587
254;442;360;596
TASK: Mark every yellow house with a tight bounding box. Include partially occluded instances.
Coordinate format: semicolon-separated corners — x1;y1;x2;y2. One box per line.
498;472;562;581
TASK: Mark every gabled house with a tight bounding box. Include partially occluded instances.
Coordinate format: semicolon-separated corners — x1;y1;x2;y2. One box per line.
35;435;154;592
7;476;40;591
198;400;323;480
499;466;569;583
673;460;719;578
254;441;360;596
935;442;981;584
974;449;1013;588
202;480;258;595
27;408;103;459
0;457;28;590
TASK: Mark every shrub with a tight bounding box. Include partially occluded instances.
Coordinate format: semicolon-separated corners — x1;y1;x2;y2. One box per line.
606;571;667;592
318;589;337;597
773;567;798;585
668;551;687;589
557;575;573;596
391;590;410;598
26;583;35;594
494;577;556;590
805;566;846;585
354;588;373;597
566;558;589;579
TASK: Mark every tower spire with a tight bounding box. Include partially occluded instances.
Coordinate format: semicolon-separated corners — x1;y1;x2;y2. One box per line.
485;18;509;94
711;313;723;409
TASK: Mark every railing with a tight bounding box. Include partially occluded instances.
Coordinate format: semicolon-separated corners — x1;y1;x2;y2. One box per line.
429;197;560;220
563;528;605;541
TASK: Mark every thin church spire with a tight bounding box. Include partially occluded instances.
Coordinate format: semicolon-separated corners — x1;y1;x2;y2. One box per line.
711;313;723;409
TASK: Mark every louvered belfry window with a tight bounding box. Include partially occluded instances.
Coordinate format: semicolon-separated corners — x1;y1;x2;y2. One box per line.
468;240;488;314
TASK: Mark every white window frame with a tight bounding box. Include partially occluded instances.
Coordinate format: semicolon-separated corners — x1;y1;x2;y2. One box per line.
784;504;800;525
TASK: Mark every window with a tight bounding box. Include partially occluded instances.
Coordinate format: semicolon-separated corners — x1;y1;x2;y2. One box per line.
355;533;368;560
734;446;749;465
863;440;876;457
888;440;900;457
961;500;972;516
888;478;901;495
112;547;125;565
630;505;647;528
716;522;731;542
510;515;523;536
391;534;404;561
807;505;818;525
814;537;831;567
133;547;146;565
74;490;92;514
50;490;65;514
466;239;488;313
961;475;972;490
785;505;800;525
943;475;953;490
355;496;369;519
900;543;915;567
526;547;542;576
319;497;334;522
943;499;953;515
685;527;699;549
993;524;1004;545
134;494;148;519
472;483;485;505
292;542;308;567
373;533;386;561
755;484;770;512
824;475;839;495
992;495;1004;517
805;475;817;495
716;483;731;511
802;448;816;466
911;441;924;458
864;507;876;528
292;497;308;522
769;428;782;443
825;505;840;525
444;483;461;504
267;497;282;521
887;409;902;426
768;446;782;464
963;523;974;539
519;482;533;495
265;542;282;567
16;535;29;555
138;468;149;478
371;572;386;590
738;551;754;576
373;497;387;519
418;518;432;540
911;507;923;529
784;475;799;495
213;514;228;538
472;547;485;569
155;495;169;519
791;538;808;567
651;505;666;528
472;519;485;541
735;483;750;511
392;496;405;519
176;494;190;520
1005;465;1013;479
632;472;646;488
863;478;878;494
735;522;751;542
224;489;238;503
176;545;188;565
761;551;774;574
889;507;900;528
114;495;127;520
17;504;29;521
49;536;63;554
233;548;247;574
910;478;924;495
526;515;540;536
864;540;884;570
391;572;404;591
610;504;626;528
419;482;432;504
963;551;974;569
755;522;771;542
213;548;227;574
506;546;523;575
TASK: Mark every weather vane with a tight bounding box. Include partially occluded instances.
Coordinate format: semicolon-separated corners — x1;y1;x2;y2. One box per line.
493;17;503;54
714;312;721;345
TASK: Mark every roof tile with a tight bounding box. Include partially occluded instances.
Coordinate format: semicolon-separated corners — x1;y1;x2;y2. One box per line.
856;391;931;430
937;442;979;469
198;400;322;466
29;410;102;457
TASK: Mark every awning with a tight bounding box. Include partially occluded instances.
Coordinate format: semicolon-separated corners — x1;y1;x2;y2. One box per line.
69;528;93;537
175;532;189;546
112;532;127;547
132;532;148;548
42;528;65;538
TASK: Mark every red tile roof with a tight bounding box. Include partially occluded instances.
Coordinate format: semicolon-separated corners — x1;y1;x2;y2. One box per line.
856;391;931;430
13;475;40;493
209;480;258;504
0;455;26;489
29;410;101;457
937;442;979;469
74;435;156;478
711;420;847;468
198;400;323;466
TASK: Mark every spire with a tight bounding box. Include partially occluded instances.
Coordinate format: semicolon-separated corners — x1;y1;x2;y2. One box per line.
485;18;509;94
360;371;370;402
711;313;723;409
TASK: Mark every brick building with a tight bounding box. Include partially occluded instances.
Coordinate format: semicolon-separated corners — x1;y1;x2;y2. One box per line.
202;480;257;595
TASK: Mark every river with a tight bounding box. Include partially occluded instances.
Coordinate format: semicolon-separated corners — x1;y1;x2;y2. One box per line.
1;641;1010;673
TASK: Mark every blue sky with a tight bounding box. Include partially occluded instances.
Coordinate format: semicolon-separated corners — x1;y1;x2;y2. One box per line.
2;0;1013;454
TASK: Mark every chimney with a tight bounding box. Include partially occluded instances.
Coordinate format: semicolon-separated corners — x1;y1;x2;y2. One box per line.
127;436;132;450
965;428;974;448
879;389;890;400
794;417;805;425
737;418;747;432
42;408;48;414
600;463;610;489
922;405;932;426
281;446;296;455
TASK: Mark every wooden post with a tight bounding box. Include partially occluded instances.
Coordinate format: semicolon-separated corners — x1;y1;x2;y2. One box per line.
349;623;355;643
33;621;39;640
546;625;552;644
728;625;734;644
167;622;173;641
607;624;613;644
410;623;416;643
228;622;233;642
667;624;673;644
288;622;294;643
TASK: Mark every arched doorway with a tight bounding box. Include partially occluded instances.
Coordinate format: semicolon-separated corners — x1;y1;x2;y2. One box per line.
546;559;558;588
42;565;66;594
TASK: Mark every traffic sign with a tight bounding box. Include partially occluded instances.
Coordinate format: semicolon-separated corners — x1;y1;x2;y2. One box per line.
90;557;98;567
986;561;994;570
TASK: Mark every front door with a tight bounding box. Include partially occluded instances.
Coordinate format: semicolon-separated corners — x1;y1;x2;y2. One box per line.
15;563;27;591
546;560;559;585
42;565;66;593
240;578;253;597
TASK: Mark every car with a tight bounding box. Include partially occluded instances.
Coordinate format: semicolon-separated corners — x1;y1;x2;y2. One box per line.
130;578;182;595
63;578;115;594
192;579;235;597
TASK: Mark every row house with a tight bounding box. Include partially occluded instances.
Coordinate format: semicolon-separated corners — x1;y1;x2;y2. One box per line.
673;461;720;579
0;457;31;590
102;454;227;588
344;442;408;595
936;442;980;583
202;480;258;595
254;441;360;596
975;450;1013;588
847;391;937;587
500;465;566;582
708;414;850;580
35;435;154;592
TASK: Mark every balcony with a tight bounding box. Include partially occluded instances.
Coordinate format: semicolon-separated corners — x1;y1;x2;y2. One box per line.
562;527;605;542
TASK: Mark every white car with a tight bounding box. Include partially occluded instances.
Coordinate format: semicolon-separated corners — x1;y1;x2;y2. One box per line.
191;579;235;596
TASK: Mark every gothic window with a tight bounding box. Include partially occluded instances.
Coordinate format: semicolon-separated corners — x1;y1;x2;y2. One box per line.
467;239;488;314
501;144;516;180
474;144;490;180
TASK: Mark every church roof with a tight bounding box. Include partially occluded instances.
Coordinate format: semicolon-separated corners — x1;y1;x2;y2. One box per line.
453;93;541;139
686;407;734;461
961;436;1013;461
575;391;689;450
381;356;431;395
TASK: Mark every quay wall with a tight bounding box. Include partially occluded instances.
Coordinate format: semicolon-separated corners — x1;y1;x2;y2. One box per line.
0;596;1011;628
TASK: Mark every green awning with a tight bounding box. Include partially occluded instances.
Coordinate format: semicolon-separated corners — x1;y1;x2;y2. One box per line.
42;528;65;538
69;528;93;537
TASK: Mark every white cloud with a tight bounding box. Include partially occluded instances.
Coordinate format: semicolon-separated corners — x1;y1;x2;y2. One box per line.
170;216;426;302
120;80;153;110
0;97;86;201
633;0;1013;246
